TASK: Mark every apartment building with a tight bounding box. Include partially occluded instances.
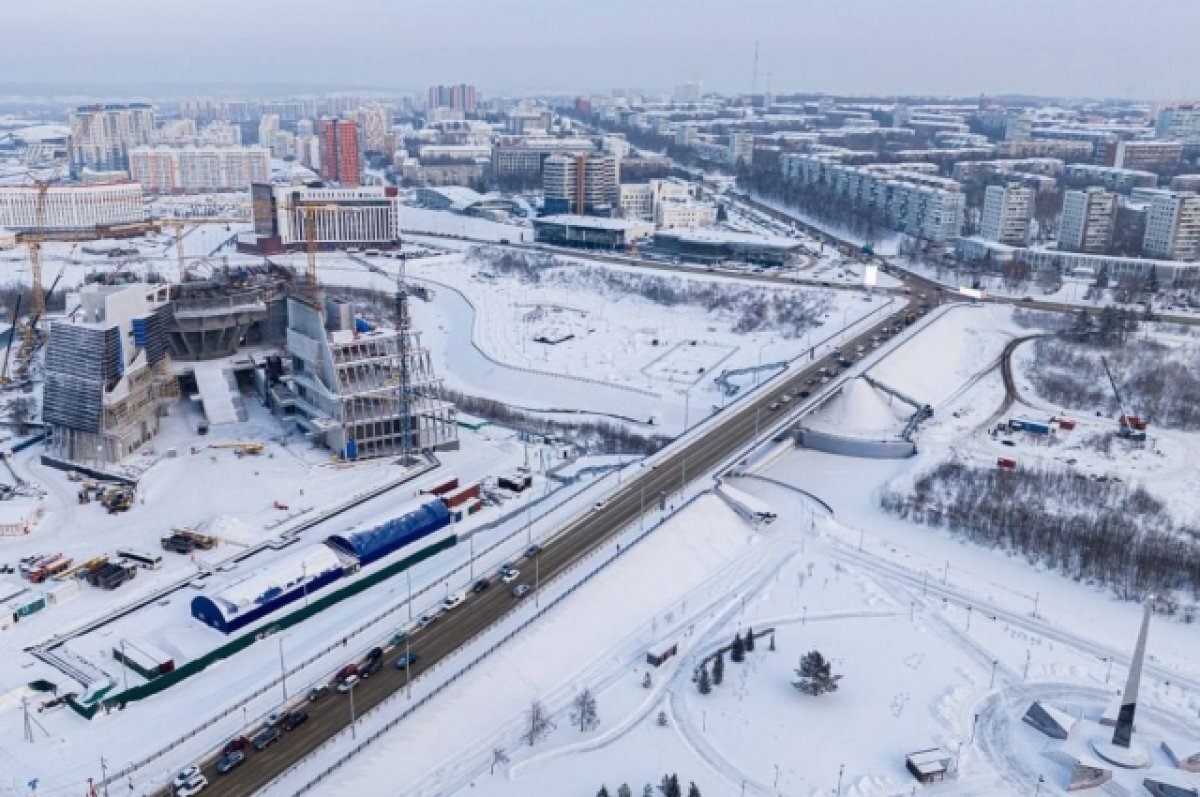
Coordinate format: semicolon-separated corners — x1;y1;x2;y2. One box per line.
1155;105;1200;145
318;118;362;186
492;137;596;179
129;146;271;193
1143;191;1200;261
542;153;619;215
1113;140;1183;171
980;184;1033;246
1059;187;1116;253
780;153;965;241
69;103;156;176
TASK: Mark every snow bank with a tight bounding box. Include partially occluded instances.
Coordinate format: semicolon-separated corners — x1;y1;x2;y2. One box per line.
803;378;910;437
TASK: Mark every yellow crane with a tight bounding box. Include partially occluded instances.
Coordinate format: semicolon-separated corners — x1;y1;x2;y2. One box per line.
249;193;368;303
26;104;102;337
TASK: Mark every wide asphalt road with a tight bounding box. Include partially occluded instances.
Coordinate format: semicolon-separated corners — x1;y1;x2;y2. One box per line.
188;290;924;797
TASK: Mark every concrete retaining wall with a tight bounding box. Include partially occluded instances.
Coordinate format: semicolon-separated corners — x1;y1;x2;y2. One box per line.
795;427;916;459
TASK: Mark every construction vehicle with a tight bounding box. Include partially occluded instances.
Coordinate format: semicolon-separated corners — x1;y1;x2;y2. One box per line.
101;488;134;513
209;442;264;456
1100;356;1148;442
20;553;69;583
56;555;108;582
161;534;196;555
172;528;218;550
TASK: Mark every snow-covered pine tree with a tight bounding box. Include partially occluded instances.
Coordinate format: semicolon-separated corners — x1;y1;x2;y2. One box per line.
792;650;842;696
697;663;712;695
712;650;725;686
745;627;756;652
731;633;745;663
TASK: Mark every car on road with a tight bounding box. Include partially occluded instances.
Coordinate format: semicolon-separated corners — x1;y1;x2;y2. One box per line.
501;567;521;584
358;657;383;678
1001;440;1016;447
471;577;491;593
173;767;202;791
336;674;360;693
216;750;245;775
175;775;208;796
523;544;541;558
512;583;532;598
442;592;465;610
221;736;249;755
798;391;811;399
416;613;437;630
395;651;420;669
252;726;280;751
306;684;328;702
780;394;792;403
282;710;309;731
593;500;608;511
768;402;781;411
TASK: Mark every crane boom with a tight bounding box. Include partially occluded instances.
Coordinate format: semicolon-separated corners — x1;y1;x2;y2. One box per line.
1100;356;1146;440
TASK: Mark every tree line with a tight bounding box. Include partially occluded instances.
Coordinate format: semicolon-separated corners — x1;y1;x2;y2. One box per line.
880;459;1200;607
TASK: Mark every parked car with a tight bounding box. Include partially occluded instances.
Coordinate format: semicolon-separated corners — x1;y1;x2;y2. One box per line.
216;751;245;775
395;651;420;669
442;592;465;610
251;726;280;751
471;577;491;593
282;710;309;731
336;674;360;693
512;583;532;598
501;568;521;584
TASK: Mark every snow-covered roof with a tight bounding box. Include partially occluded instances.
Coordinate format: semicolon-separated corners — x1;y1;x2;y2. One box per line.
196;544;343;622
655;227;801;249
326;496;450;565
534;214;654;232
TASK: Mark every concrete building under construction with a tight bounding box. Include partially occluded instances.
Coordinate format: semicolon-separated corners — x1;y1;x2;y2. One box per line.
282;295;457;460
43;282;177;466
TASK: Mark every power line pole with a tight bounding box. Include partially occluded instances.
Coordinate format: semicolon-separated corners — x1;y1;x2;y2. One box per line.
395;250;414;467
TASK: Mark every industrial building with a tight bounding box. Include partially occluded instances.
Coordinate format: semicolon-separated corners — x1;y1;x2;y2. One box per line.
243;183;401;254
42;283;177;467
129;146;271;193
531;214;655;248
414;186;522;221
283;295;458;460
0;182;146;233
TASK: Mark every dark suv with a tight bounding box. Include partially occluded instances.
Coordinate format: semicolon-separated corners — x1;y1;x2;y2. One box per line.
252;726;280;751
282;709;308;731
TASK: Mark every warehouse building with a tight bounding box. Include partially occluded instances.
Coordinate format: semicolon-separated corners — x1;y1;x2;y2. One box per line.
653;228;803;266
531;214;654;248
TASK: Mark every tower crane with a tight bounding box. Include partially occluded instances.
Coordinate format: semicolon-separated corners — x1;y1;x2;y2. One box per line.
25;104;102;337
1100;356;1147;442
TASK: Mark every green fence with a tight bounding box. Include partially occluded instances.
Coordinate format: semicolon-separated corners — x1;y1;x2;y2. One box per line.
67;535;456;719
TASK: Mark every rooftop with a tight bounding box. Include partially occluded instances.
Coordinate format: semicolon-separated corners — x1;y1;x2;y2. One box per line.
534;214;653;231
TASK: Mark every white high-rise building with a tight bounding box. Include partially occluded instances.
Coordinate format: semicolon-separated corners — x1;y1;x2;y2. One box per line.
729;132;755;167
981;183;1033;245
1143;191;1200;261
1155;104;1200;145
130;146;271;193
69;103;156;176
258;114;280;147
543;153;619;215
356;103;391;153
0;183;145;231
200;122;242;147
1059;188;1116;253
251;183;400;248
673;81;703;104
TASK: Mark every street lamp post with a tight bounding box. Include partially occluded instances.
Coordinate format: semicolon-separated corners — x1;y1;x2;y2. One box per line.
349;681;358;740
407;568;413;620
836;764;844;796
534;553;541;609
278;634;289;702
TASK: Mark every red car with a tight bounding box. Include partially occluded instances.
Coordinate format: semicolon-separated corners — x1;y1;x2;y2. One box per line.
221;736;249;755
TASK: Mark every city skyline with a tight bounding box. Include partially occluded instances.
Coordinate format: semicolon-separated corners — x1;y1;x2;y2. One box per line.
3;0;1200;99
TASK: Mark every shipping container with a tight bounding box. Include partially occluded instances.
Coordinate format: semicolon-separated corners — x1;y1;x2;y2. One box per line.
422;477;459;497
498;474;532;493
45;579;80;605
443;483;481;508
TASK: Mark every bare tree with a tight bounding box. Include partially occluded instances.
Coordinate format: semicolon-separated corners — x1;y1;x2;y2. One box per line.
521;700;556;747
570;687;600;732
490;747;510;774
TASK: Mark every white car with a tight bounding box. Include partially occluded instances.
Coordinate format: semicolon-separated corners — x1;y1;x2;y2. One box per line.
175;775;208;797
173;767;202;791
442;592;465;610
500;568;521;584
336;674;360;693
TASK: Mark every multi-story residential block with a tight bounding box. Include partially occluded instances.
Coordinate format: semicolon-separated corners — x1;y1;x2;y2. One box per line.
428;84;477;112
69;103;156;176
318;118;361;185
129;146;272;193
543;153;619;215
1113;140;1183;171
981;183;1033;245
1059;187;1116;253
1143;191;1200;261
1155;104;1200;145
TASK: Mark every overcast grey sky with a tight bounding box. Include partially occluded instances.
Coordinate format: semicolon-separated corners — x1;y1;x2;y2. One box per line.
4;0;1198;99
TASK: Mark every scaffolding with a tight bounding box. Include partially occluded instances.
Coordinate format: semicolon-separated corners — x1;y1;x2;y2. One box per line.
285;296;456;460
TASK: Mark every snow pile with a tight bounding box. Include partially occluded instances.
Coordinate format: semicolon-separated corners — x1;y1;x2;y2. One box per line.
804;378;910;437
